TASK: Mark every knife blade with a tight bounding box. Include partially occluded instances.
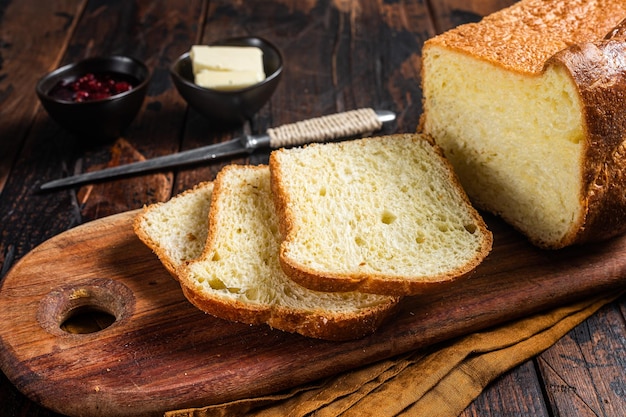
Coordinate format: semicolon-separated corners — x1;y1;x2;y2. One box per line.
39;108;395;191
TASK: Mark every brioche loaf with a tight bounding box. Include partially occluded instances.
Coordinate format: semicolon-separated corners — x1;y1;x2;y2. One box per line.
177;165;399;341
133;181;214;278
269;134;493;296
420;0;626;249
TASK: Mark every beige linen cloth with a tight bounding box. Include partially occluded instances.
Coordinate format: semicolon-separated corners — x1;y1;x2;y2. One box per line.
166;292;621;417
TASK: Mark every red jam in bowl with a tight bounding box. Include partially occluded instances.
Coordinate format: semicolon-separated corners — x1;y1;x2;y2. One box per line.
49;72;138;102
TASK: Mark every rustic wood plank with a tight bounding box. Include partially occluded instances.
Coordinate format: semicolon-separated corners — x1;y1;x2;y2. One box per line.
65;0;208;220
0;0;88;276
461;361;550;417
0;3;203;412
0;0;202;272
196;1;401;124
537;297;626;417
338;0;430;129
427;0;515;33
0;368;58;417
0;0;86;194
0;0;88;292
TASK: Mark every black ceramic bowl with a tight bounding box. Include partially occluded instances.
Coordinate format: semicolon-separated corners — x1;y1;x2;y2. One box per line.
36;56;150;142
170;36;283;124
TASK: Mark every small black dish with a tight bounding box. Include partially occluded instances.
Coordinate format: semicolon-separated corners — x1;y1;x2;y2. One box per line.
36;56;150;143
170;36;283;124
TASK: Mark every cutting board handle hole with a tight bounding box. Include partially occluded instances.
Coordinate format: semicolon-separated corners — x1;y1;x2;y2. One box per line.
60;305;117;334
37;278;135;336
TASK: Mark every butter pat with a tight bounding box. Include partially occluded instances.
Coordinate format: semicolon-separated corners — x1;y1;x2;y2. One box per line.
195;69;264;91
189;45;266;90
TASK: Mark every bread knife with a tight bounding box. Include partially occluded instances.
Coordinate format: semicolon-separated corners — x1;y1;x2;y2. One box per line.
39;108;395;191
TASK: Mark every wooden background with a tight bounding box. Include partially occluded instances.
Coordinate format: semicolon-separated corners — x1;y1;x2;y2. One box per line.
1;0;625;416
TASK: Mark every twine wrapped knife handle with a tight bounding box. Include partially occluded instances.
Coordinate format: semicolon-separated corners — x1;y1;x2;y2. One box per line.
39;108;394;191
267;108;382;148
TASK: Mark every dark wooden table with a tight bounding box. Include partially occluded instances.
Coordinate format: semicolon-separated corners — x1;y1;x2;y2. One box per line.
1;0;625;416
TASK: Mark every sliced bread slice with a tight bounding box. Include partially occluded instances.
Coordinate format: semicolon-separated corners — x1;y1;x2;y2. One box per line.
133;181;214;279
177;164;399;341
269;134;493;296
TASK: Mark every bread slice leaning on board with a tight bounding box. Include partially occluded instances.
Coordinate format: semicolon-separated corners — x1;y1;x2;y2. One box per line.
134;181;214;278
269;134;493;296
172;165;400;341
420;0;626;249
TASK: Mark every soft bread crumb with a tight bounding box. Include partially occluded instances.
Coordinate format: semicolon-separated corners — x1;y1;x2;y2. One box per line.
133;182;214;278
422;49;583;246
270;134;492;295
184;166;395;310
175;165;398;340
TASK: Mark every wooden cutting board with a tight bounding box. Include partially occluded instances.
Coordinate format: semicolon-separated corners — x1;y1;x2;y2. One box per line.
1;210;625;417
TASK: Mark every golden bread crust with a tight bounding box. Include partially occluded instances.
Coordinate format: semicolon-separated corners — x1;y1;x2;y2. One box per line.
180;283;399;341
550;19;626;245
426;0;626;74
